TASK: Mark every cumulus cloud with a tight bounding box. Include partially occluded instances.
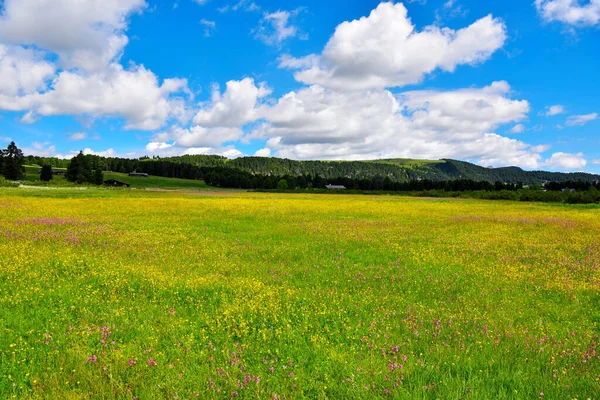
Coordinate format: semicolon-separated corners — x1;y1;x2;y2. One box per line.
83;147;117;157
22;141;120;158
0;0;193;130
544;152;587;170
254;148;271;157
535;0;600;27
281;2;506;90
0;45;55;97
15;63;191;130
566;112;598;126
151;125;243;148
245;81;546;168
0;0;147;72
144;78;271;153
193;78;270;127
145;140;243;158
543;104;565;116
22;142;63;158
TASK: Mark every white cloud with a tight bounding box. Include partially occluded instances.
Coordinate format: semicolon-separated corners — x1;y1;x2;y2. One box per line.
254;10;302;46
544;152;587;170
152;126;243;148
543;104;565;116
20;110;38;124
278;54;320;69
193;0;207;5
535;0;600;27
193;78;270;127
200;19;216;37
0;45;55;97
254;148;271;157
246;81;544;168
83;147;117;157
218;0;260;13
0;0;147;72
566;113;598;126
282;2;506;90
509;124;527;133
400;81;530;134
592;159;600;165
7;63;190;130
145;141;243;158
21;142;70;158
68;132;87;141
0;0;194;130
22;141;120;158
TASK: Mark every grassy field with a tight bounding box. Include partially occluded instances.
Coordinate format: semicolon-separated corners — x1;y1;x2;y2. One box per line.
0;189;599;399
22;166;210;190
365;159;444;168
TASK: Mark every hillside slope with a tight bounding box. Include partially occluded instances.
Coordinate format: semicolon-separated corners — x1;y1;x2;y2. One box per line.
159;156;600;185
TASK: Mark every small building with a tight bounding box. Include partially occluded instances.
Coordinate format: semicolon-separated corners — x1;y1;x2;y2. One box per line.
52;169;66;175
326;184;347;190
128;171;149;178
104;179;130;188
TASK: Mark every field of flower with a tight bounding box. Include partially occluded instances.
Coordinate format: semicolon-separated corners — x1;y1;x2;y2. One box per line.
1;188;599;399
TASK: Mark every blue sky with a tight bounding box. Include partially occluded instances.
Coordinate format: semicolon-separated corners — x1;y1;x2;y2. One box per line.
0;0;599;172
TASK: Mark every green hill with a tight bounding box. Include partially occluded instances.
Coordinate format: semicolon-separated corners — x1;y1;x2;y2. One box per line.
24;155;600;186
22;166;210;190
157;156;600;185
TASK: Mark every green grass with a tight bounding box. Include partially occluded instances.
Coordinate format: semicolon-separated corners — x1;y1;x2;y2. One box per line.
22;166;210;190
364;158;445;169
102;172;211;190
0;189;599;399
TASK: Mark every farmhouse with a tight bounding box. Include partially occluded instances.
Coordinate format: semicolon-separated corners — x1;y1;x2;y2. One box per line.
129;171;149;177
326;184;346;190
104;179;131;188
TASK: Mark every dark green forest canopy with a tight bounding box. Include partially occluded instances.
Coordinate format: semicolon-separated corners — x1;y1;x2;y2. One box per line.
23;154;600;185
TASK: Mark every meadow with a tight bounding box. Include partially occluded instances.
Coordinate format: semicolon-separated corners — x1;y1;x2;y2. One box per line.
0;188;599;399
23;166;211;190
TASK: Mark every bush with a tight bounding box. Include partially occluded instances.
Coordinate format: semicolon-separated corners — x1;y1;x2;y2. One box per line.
277;179;288;190
0;177;19;187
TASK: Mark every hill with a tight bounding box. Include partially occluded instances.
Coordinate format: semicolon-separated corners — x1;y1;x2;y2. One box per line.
156;156;600;185
23;165;210;190
24;155;600;186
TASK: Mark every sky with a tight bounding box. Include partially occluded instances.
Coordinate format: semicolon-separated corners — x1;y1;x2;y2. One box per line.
0;0;599;172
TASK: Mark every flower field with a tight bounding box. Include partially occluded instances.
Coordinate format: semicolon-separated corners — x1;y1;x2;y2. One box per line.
1;189;599;399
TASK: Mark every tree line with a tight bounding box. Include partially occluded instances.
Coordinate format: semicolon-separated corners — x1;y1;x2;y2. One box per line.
16;149;600;201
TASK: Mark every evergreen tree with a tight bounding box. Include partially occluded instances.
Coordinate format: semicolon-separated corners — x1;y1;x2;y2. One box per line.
40;165;53;182
66;151;93;184
94;169;104;185
1;141;25;180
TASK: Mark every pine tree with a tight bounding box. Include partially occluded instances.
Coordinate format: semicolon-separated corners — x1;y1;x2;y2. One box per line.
40;165;53;182
1;141;25;180
93;169;104;185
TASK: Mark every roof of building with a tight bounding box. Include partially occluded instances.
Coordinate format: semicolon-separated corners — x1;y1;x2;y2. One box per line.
326;184;347;189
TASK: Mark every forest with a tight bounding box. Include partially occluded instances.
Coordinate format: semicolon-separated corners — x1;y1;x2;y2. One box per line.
23;153;600;186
